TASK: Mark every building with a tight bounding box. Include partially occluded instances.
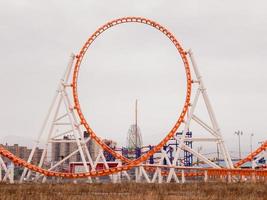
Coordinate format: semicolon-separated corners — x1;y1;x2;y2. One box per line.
51;132;101;164
0;143;43;165
51;133;117;164
51;136;81;164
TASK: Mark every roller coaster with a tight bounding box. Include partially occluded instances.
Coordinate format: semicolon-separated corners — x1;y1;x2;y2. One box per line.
0;17;266;183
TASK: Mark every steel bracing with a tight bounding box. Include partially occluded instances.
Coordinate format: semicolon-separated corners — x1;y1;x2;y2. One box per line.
0;155;14;183
0;17;266;183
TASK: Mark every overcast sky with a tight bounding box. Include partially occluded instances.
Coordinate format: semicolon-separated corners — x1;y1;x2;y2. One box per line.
0;0;266;157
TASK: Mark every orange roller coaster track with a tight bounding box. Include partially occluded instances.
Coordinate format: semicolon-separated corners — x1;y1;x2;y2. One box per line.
1;17;266;180
234;141;267;168
0;17;192;178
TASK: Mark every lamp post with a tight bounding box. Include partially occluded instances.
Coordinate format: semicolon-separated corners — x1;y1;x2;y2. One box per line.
234;130;243;160
216;143;220;166
250;133;254;154
250;133;254;168
197;146;202;166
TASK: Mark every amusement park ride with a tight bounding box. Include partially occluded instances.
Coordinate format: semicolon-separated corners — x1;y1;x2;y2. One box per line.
0;17;266;183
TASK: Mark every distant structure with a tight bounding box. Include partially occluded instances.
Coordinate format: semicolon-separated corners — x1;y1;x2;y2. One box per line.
85;133;100;161
51;137;81;164
51;133;100;164
0;143;43;165
126;125;143;149
51;132;117;164
102;139;117;149
102;139;117;161
126;100;143;150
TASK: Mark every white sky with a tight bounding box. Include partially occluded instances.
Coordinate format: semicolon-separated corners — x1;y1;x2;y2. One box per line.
0;0;266;157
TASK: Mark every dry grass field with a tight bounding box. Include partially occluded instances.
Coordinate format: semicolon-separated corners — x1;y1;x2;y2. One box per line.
0;182;266;200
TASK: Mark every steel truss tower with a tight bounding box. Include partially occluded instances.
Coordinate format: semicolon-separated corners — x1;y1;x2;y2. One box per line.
135;49;234;183
19;55;120;183
19;49;233;183
0;17;247;183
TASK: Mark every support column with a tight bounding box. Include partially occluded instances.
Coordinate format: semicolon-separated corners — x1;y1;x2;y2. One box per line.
20;54;76;183
188;49;233;169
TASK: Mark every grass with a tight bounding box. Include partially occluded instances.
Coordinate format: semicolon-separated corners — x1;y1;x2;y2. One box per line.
0;182;266;200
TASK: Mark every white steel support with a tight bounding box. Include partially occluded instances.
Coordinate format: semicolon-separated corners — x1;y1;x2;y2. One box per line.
192;115;218;137
93;149;116;181
181;170;185;183
111;160;123;183
151;167;162;183
20;54;96;183
40;138;91;182
135;167;140;182
188;49;233;168
60;83;95;171
182;145;219;168
151;150;169;183
16;48;234;183
31;96;64;182
8;163;14;184
0;156;14;183
0;156;4;182
60;89;91;177
93;150;109;170
162;150;178;183
166;82;200;182
161;48;233;182
136;166;151;183
0;157;14;183
20;54;76;182
0;156;7;182
118;161;131;181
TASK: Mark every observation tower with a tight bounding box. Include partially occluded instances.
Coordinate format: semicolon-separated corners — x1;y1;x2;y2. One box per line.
126;100;143;150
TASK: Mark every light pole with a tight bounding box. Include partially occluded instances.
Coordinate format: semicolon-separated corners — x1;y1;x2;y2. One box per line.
250;133;254;154
216;143;220;166
234;130;243;160
197;146;202;166
250;133;254;168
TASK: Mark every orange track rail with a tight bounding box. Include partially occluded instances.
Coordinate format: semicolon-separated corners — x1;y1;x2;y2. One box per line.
0;17;192;178
0;17;265;179
234;141;267;168
71;16;192;165
1;145;267;178
143;165;267;177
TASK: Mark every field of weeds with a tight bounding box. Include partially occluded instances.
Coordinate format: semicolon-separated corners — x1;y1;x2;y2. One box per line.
0;182;266;200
